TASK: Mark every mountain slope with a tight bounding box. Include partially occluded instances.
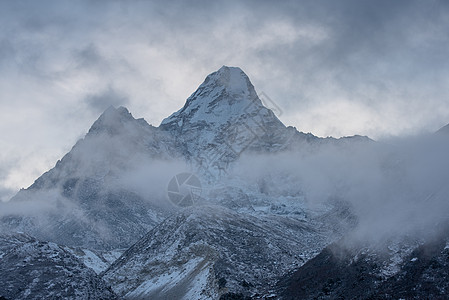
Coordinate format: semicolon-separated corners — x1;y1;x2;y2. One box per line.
102;205;335;299
276;234;449;300
0;106;180;249
0;234;117;300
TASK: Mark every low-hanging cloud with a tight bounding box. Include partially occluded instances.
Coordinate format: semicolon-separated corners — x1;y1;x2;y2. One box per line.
229;134;449;246
0;117;190;246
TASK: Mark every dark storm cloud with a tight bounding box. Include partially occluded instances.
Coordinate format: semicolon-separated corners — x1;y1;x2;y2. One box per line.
0;39;14;65
3;0;448;94
250;0;449;136
74;44;106;70
84;86;129;113
321;0;449;87
253;0;449;90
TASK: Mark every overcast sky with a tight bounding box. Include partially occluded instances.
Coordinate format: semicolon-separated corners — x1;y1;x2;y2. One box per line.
1;0;449;200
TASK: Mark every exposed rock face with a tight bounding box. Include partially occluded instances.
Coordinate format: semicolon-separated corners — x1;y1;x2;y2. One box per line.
277;233;449;300
103;205;337;299
0;234;118;300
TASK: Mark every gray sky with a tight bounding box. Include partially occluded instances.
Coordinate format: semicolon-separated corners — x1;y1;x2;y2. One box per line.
1;0;449;200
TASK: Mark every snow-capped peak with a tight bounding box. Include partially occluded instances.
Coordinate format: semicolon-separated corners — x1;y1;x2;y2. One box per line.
158;66;288;168
160;66;265;128
204;65;257;99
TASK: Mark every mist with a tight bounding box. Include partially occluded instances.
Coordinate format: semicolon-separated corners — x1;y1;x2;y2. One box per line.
229;133;449;246
0;109;191;248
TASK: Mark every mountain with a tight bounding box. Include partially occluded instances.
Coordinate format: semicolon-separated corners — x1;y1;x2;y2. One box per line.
0;233;117;300
276;233;449;300
1;106;178;249
102;205;340;299
0;65;373;299
160;66;286;143
160;66;319;176
0;232;35;257
0;66;354;250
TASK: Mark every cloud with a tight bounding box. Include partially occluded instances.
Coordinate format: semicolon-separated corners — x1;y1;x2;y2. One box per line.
84;86;129;113
0;166;15;202
229;134;449;245
1;0;449;194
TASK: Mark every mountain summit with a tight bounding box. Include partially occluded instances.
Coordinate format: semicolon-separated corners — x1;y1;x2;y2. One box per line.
160;66;294;168
161;66;263;128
